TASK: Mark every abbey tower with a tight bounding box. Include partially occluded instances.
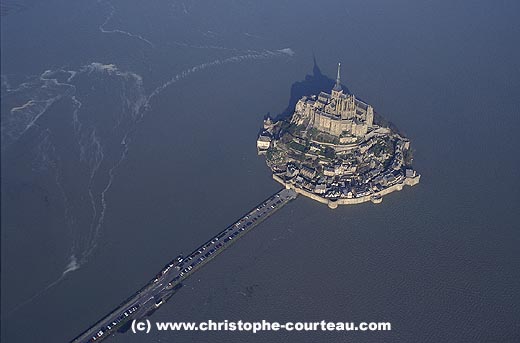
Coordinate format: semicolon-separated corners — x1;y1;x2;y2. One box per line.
291;63;374;142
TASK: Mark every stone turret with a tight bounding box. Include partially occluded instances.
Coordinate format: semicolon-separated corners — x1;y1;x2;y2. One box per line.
366;105;374;126
263;115;274;130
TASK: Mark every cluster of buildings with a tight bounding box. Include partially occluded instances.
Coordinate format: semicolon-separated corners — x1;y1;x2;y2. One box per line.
258;63;420;207
275;133;417;202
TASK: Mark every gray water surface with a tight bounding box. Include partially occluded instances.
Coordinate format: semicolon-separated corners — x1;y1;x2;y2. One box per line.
1;1;519;342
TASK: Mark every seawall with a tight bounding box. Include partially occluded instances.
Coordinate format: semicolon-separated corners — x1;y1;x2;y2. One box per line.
273;174;420;209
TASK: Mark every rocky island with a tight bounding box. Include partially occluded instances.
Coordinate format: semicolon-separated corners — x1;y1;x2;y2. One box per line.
257;63;420;209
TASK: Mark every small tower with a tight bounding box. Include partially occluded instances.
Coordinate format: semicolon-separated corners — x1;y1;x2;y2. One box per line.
366;105;374;127
263;115;274;131
331;62;343;98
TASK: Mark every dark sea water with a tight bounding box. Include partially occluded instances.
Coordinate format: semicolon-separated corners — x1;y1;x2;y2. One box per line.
1;1;519;342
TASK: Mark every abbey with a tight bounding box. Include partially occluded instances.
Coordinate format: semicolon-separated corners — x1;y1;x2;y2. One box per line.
291;63;374;141
258;62;420;208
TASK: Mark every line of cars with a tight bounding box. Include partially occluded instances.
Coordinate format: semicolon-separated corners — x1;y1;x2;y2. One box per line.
165;193;287;289
78;190;296;343
88;304;140;342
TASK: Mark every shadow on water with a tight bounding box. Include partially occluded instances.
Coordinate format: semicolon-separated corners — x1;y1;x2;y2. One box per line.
272;56;349;122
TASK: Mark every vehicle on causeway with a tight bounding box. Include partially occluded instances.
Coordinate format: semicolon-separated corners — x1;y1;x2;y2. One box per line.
71;188;297;343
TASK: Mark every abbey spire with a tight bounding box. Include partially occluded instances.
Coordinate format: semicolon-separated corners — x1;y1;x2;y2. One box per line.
331;62;343;98
333;62;342;91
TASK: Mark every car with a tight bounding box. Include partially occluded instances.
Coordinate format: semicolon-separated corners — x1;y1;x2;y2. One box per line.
217;232;227;239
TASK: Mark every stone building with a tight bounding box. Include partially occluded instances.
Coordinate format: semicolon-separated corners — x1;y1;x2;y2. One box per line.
291;63;374;140
257;135;271;151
